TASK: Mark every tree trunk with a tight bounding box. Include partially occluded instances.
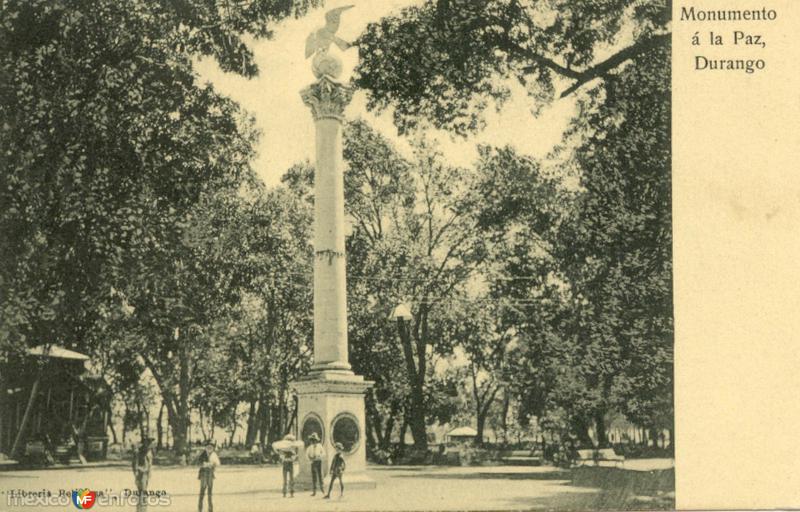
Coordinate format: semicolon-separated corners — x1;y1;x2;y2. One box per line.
276;386;285;436
408;384;428;451
210;411;215;441
284;394;297;435
368;397;398;453
257;398;269;447
365;397;380;449
470;365;484;447
269;404;280;444
244;400;258;447
572;416;593;447
199;409;208;441
396;318;427;451
475;412;486;447
472;373;499;448
649;427;659;448
229;414;238;446
10;375;41;458
381;410;396;452
177;342;191;451
398;417;408;455
166;399;188;455
501;391;510;445
136;401;146;441
108;404;119;445
156;403;165;450
122;406;127;447
0;369;7;454
366;418;378;449
594;411;608;448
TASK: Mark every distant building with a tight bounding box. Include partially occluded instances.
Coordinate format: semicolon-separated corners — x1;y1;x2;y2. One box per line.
446;426;478;444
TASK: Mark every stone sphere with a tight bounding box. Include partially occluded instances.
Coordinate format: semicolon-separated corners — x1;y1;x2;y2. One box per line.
312;51;343;79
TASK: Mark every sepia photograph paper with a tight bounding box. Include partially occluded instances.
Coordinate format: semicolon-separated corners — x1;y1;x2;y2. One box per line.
0;0;798;510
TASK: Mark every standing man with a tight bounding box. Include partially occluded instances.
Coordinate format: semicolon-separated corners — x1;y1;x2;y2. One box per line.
278;434;298;498
132;438;154;512
197;441;220;512
305;433;325;496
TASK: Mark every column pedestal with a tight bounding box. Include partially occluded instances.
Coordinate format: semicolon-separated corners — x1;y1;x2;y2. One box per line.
292;372;375;490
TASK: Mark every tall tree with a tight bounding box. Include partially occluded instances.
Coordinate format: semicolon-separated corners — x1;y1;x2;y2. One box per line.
448;301;514;446
556;46;673;445
477;48;673;448
0;0;320;453
0;0;319;354
355;1;673;447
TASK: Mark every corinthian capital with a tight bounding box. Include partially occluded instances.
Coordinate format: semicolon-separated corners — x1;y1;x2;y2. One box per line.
300;76;354;122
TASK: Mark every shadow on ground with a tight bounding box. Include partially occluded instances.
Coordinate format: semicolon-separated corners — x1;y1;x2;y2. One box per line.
373;464;674;510
384;469;572;481
502;491;674;511
503;466;675;510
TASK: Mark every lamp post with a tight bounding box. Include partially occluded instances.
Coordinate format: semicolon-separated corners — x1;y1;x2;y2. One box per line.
389;303;413;451
390;303;413;340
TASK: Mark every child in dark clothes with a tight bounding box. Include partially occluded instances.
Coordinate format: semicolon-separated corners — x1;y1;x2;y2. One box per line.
324;442;346;499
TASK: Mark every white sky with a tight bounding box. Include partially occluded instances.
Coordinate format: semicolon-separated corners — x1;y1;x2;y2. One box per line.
195;0;578;187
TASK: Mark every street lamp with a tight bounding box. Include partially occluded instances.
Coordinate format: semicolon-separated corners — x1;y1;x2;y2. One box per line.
389;302;415;453
389;303;413;322
390;302;413;350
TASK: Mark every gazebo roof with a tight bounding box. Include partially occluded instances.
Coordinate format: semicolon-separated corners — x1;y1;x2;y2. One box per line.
447;426;478;437
28;345;89;361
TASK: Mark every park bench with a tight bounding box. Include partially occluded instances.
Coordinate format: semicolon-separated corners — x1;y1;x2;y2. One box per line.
23;441;57;465
501;449;542;466
574;448;625;467
25;441;45;456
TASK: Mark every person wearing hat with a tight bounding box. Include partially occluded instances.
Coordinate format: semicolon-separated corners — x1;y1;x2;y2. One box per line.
305;432;325;496
132;437;154;512
279;434;298;498
197;440;221;512
324;442;346;499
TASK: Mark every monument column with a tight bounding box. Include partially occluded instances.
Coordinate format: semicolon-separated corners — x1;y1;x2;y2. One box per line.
301;78;353;373
290;6;374;490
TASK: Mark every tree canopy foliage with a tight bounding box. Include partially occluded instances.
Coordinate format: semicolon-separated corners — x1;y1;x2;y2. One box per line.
0;0;318;452
355;0;669;134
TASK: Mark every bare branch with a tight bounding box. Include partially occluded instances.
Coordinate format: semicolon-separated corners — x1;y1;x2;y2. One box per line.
505;40;582;80
559;33;671;97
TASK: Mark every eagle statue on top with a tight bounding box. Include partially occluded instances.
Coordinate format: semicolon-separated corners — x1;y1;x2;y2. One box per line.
305;5;354;79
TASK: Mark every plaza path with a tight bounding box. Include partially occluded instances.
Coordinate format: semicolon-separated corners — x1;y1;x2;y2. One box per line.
0;463;672;511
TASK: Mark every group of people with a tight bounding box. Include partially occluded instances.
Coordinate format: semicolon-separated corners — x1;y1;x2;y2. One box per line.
132;438;220;512
130;432;346;512
276;432;346;499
